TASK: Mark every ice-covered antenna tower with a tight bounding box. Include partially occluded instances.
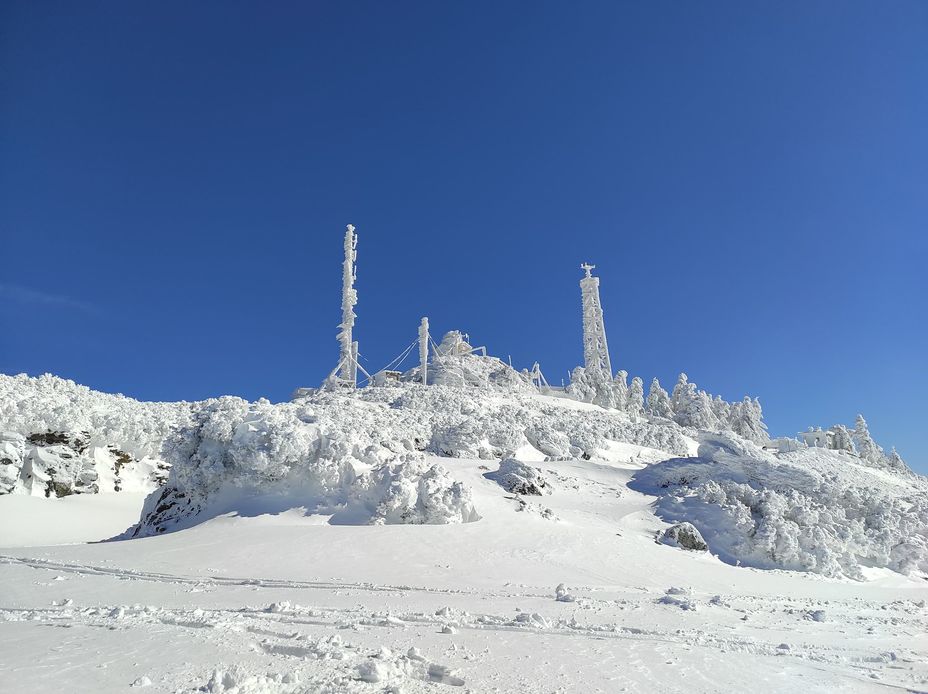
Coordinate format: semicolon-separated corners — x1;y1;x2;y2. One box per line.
579;263;612;380
331;224;369;388
418;317;429;385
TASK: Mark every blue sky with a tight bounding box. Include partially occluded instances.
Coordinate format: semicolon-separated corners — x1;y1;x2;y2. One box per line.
1;2;926;470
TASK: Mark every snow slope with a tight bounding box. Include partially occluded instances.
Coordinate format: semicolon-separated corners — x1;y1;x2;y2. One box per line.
1;451;926;693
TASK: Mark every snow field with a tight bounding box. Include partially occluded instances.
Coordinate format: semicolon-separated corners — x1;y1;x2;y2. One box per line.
1;454;926;692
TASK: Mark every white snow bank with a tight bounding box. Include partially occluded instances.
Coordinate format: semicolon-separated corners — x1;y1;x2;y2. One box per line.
631;433;928;579
131;398;477;536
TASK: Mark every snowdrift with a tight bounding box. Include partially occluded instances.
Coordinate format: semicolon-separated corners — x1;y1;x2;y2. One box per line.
630;433;928;578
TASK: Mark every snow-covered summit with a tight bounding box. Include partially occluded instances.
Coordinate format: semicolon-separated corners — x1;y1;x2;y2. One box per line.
0;372;923;580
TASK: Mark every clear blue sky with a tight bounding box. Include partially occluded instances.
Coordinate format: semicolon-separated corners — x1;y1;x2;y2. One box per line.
1;2;926;470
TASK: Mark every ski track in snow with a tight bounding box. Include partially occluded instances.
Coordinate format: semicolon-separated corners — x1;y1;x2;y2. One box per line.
2;564;925;693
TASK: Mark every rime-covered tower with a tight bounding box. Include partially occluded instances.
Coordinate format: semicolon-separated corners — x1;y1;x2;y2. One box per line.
579;263;612;380
336;224;359;388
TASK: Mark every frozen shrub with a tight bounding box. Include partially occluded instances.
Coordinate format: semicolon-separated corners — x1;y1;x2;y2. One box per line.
347;459;480;525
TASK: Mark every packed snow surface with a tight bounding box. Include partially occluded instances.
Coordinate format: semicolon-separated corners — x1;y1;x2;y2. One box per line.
1;373;927;692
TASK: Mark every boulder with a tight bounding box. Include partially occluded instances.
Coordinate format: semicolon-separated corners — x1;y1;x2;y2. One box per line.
487;458;550;496
660;522;708;551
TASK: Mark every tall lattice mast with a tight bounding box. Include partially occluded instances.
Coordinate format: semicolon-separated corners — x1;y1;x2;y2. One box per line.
579;263;612;380
336;224;359;388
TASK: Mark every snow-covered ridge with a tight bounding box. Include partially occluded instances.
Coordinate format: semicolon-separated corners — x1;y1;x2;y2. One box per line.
1;372;924;581
130;381;688;536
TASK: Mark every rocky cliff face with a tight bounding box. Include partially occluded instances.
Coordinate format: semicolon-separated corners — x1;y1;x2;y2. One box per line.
0;429;169;497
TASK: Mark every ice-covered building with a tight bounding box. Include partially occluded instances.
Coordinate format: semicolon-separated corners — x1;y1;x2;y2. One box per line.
799;428;833;449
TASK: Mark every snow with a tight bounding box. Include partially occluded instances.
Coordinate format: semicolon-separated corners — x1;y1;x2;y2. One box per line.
631;432;928;578
1;373;926;691
1;450;926;692
0;493;146;547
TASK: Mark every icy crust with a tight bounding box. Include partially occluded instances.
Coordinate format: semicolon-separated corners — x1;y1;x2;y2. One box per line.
631;433;928;579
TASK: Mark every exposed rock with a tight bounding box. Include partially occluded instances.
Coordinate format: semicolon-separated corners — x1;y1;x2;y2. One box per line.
0;429;168;497
0;431;25;493
660;522;708;551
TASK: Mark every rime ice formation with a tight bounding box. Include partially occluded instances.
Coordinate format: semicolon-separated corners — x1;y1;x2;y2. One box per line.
331;224;362;389
0;373;187;497
579;263;612;381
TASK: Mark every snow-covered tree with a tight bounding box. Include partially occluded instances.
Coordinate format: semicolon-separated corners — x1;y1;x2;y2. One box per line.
853;414;883;463
592;380;619;409
669;374;718;430
712;395;732;428
626;376;645;422
729;397;768;444
646;377;673;419
831;424;854;453
689;390;720;430
670;373;690;415
887;447;908;473
612;370;628;410
567;366;617;409
566;366;595;403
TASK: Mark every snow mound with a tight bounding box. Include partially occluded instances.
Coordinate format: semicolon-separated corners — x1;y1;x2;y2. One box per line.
341;459;480;525
486;458;551;495
631;433;928;579
411;353;535;394
132;398;479;535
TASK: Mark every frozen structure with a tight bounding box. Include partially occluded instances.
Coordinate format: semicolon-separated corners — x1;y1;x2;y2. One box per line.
327;224;367;389
579;263;612;380
800;427;833;449
418;317;429;385
566;264;622;408
405;331;533;393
